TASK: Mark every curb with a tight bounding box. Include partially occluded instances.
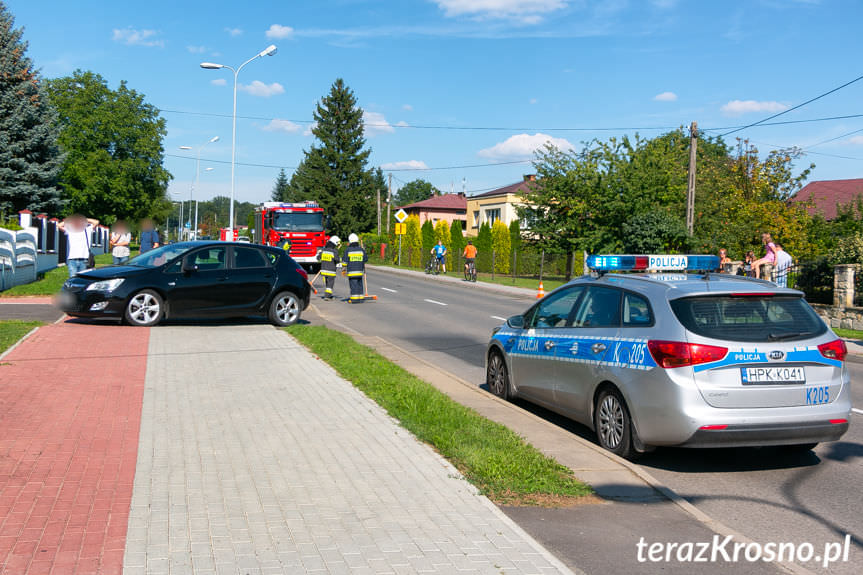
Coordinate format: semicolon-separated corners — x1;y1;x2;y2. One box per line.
0;325;42;362
366;264;539;299
308;303;816;575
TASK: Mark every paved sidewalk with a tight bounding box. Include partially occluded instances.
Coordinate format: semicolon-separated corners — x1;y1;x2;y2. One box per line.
0;322;149;574
126;324;576;575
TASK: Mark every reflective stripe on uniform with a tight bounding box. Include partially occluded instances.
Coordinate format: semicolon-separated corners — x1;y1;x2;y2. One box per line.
320;271;336;277
347;272;364;277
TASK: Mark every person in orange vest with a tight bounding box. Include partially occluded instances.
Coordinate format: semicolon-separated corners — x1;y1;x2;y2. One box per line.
463;240;477;281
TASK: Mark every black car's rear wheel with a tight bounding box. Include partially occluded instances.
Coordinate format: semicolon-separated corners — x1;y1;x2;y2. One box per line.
124;290;163;327
269;291;301;326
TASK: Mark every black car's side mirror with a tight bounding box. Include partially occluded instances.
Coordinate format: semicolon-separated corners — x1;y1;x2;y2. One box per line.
507;315;525;329
182;257;198;274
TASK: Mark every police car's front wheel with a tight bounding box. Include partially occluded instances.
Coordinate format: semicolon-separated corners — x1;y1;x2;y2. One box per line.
487;351;511;400
594;387;637;460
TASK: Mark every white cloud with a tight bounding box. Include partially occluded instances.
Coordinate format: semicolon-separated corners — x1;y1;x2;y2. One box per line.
210;78;227;87
303;122;317;137
380;160;429;171
847;136;863;145
529;98;538;104
721;99;789;116
112;28;164;47
478;133;574;159
261;119;301;133
363;111;395;136
395;120;409;127
402;104;413;111
653;91;677;102
432;0;567;23
186;45;207;54
238;80;285;97
225;27;243;37
266;24;294;39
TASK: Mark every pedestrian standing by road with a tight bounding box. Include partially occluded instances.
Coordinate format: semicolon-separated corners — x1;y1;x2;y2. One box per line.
57;214;99;277
139;219;160;254
110;221;131;265
344;233;367;303
717;248;731;272
774;244;793;288
431;240;447;273
318;235;341;300
752;233;777;279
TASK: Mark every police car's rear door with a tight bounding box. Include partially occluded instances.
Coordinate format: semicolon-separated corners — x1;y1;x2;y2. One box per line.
510;286;585;405
554;286;622;419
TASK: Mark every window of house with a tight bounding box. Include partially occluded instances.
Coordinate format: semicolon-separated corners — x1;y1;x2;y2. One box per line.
472;211;480;228
485;208;501;225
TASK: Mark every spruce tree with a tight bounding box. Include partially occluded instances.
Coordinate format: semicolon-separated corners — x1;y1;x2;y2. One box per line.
271;168;289;202
287;78;380;237
0;1;63;217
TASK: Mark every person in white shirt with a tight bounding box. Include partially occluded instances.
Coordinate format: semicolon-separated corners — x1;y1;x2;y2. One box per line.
110;221;131;264
57;214;99;276
774;244;794;288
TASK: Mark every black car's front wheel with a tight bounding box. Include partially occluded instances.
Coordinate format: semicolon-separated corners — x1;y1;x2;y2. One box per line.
269;291;301;327
124;289;164;327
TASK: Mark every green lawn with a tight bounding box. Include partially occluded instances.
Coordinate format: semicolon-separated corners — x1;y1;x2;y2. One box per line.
833;328;863;340
286;324;592;506
0;320;42;354
1;252;115;297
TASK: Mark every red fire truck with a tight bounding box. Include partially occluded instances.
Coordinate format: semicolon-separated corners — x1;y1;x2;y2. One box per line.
252;201;329;271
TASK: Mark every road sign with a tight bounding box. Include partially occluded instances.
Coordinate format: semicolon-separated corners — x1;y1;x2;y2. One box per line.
394;223;406;235
394;209;408;223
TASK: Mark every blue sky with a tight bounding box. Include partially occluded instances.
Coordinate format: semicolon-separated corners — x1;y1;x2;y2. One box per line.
7;0;863;205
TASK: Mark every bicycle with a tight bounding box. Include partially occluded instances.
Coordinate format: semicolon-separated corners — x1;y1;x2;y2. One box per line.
425;257;441;275
464;259;477;282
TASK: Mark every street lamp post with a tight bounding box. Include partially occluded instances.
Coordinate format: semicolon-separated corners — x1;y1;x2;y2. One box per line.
180;137;219;240
201;45;277;240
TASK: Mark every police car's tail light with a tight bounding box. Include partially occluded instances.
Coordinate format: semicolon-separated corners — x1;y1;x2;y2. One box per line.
818;339;847;362
647;340;728;369
830;419;848;425
699;424;728;431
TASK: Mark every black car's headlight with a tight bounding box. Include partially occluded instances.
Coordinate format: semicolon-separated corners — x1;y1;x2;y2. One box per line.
86;278;125;292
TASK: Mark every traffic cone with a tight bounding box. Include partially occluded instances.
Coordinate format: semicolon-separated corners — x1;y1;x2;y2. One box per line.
537;281;545;299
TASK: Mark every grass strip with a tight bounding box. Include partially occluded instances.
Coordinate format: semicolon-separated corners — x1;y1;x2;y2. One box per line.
0;320;42;355
834;328;863;340
286;324;591;505
2;252;114;296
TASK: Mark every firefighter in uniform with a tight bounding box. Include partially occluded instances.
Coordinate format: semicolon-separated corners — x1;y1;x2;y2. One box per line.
317;235;340;299
344;233;367;303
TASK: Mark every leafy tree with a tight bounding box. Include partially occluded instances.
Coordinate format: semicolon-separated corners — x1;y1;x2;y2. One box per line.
622;209;689;254
271;168;289;202
286;78;381;238
421;220;435;263
450;220;465;269
45;70;171;223
434;219;451;269
395;179;437;206
833;233;863;265
475;222;492;272
0;2;64;216
492;221;511;273
403;214;422;266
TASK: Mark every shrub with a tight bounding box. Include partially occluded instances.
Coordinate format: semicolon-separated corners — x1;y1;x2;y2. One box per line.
492;221;511;273
476;222;492;273
421;220;435;266
833;233;863;265
450;222;465;271
405;215;422;267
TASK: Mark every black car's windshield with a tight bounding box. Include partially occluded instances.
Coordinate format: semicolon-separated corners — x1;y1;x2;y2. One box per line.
272;212;323;232
670;295;827;342
127;243;197;268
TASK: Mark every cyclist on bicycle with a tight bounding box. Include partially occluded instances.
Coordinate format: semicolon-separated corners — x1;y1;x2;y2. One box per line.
431;240;447;273
463;240;477;280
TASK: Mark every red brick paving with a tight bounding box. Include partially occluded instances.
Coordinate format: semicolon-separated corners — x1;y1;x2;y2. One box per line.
0;298;55;305
0;321;149;574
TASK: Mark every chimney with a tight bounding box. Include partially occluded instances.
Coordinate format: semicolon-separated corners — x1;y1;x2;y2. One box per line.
523;174;536;182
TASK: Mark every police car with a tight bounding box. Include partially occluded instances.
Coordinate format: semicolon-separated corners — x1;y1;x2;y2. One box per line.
486;254;851;459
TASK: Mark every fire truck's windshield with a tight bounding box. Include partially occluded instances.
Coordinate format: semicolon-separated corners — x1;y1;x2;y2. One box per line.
272;212;324;232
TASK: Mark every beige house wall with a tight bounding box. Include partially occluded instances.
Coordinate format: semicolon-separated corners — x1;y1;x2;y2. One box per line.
465;193;525;236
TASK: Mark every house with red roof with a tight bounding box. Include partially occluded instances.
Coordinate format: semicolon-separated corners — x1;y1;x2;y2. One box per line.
790;178;863;220
399;193;467;229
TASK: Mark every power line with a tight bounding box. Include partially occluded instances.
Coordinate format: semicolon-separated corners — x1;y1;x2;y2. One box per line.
719;73;863;137
805;126;863;149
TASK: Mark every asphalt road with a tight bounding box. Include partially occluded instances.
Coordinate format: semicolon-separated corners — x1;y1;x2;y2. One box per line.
314;268;862;575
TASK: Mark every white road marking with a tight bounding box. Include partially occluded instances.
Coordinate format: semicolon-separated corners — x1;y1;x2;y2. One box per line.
491;316;507;321
852;408;863;416
424;299;448;306
381;287;397;293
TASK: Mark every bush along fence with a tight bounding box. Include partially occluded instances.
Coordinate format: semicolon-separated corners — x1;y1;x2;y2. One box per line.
0;210;109;291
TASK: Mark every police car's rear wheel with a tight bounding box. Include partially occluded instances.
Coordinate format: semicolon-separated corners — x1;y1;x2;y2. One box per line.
594;387;636;459
487;351;511;400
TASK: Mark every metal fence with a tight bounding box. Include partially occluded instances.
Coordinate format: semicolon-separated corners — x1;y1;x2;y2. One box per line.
779;259;834;305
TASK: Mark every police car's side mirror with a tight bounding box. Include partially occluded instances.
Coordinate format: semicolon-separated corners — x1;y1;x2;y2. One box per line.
507;315;525;329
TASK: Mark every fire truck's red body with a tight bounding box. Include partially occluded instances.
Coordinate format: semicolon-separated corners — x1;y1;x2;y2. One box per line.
253;201;329;271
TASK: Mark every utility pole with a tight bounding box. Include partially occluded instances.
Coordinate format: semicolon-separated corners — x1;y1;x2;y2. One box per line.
686;121;698;236
376;183;381;235
387;173;392;234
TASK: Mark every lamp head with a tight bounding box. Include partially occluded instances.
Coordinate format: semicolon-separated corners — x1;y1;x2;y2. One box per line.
209;136;220;143
259;45;277;58
200;62;224;70
179;146;192;150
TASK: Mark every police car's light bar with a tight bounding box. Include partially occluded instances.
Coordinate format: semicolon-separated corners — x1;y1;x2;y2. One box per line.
586;254;720;272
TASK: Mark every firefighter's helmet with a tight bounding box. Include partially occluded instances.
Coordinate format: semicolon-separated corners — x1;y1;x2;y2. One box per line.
348;233;359;244
329;235;341;247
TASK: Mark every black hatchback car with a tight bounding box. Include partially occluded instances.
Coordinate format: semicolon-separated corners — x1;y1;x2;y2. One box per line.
58;242;310;327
